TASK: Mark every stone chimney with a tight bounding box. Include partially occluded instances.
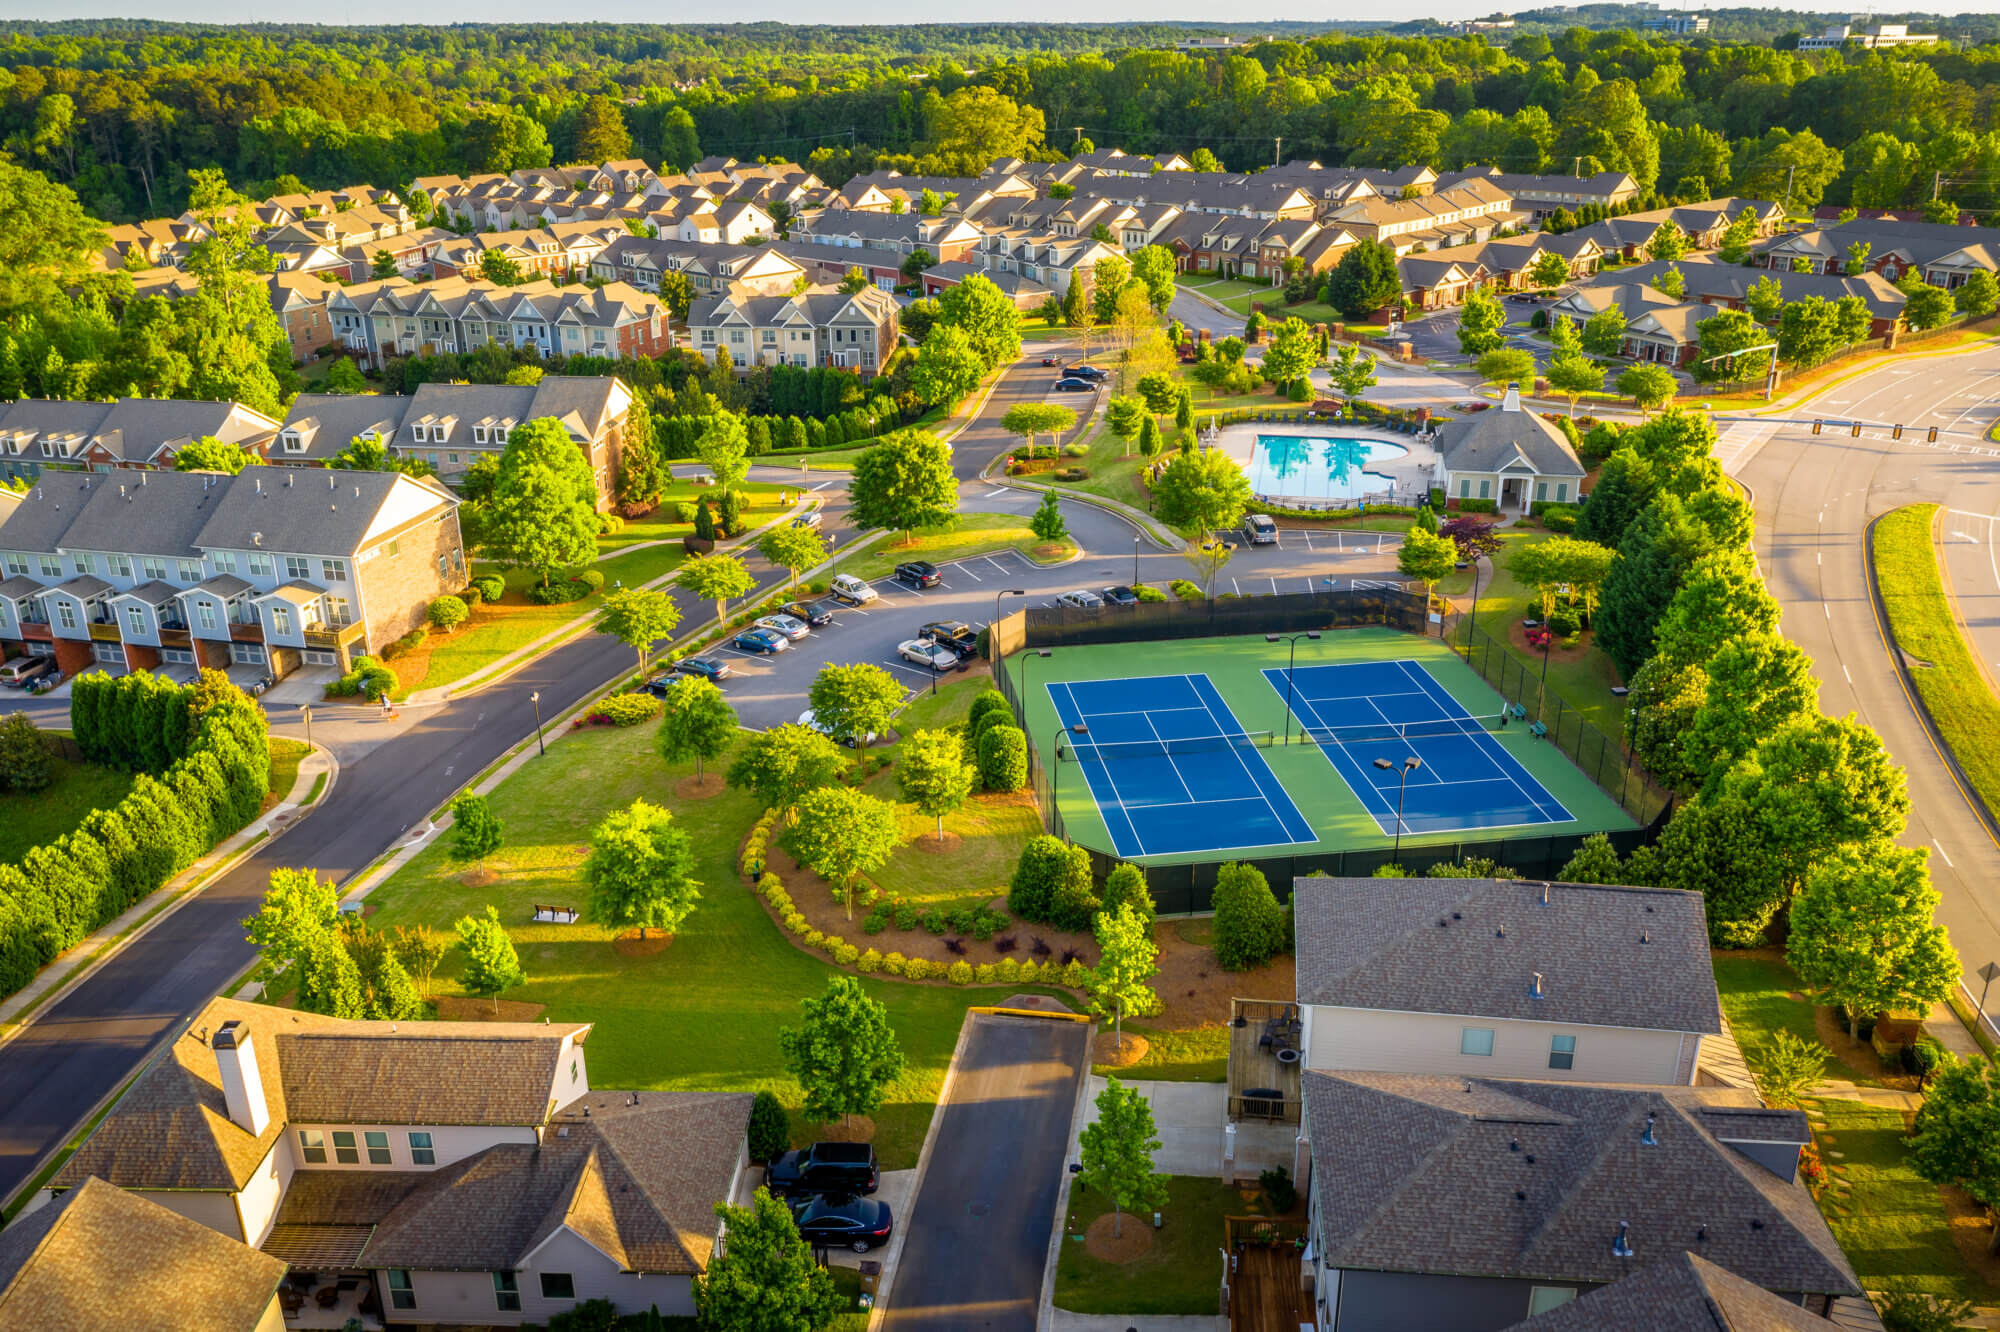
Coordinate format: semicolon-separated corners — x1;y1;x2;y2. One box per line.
1502;383;1522;412
212;1020;269;1136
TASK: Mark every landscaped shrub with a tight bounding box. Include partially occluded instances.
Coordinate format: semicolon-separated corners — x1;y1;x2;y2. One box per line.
747;1090;789;1162
1100;863;1156;924
1212;860;1287;971
1053;467;1087;481
380;627;428;660
943;960;970;984
427;595;469;630
858;947;883;973
526;577;594;605
0;712;52;793
1536;503;1580;533
974;962;998;983
579;569;606;591
973;708;1014;750
597;512;625;536
450;792;503;859
977;725;1028;792
1456;497;1499;514
966;689;1012;735
472;573;506;603
1260;1165;1298;1213
1061;959;1090;988
882;951;908;976
1133;584;1168;603
1170;579;1204;601
589;693;661;726
1009;835;1099;928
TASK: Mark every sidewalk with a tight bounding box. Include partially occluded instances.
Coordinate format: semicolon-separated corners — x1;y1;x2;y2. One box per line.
0;741;336;1039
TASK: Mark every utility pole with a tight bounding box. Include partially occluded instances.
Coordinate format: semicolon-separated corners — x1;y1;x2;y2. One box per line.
1071;126;1085;147
1933;170;1943;200
1274;136;1284;166
1572;155;1582;178
1783;164;1796;213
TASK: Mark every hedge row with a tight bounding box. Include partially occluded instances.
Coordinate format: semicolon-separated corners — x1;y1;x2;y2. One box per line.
740;809;1090;988
0;670;271;999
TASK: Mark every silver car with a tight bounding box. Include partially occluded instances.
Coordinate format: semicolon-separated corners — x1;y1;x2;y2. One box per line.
754;613;811;641
1056;589;1104;609
898;638;959;669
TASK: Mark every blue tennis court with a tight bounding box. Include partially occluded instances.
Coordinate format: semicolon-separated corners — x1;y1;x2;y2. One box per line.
1044;673;1316;858
1262;659;1574;836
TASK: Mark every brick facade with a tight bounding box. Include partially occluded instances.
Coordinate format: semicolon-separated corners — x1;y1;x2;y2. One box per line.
356;508;467;652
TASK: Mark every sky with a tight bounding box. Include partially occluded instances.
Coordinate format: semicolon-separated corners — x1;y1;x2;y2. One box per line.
17;0;2000;26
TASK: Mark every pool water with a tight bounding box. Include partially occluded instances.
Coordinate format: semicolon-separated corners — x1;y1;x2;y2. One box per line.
1244;435;1408;504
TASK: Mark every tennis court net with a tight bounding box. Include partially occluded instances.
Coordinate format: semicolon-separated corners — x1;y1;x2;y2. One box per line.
1056;730;1276;763
1299;714;1508;748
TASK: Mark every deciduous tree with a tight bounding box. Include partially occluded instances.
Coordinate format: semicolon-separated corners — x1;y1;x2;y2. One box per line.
1397;526;1460;633
657;676;738;781
807;662;903;757
693;1188;843;1332
1152;447;1252;533
779;973;907;1128
1456;287;1507;356
758;523;828;591
595;587;681;676
1090;903;1159;1052
727;725;849;821
172;436;249;474
584;799;701;941
848;430;957;541
679;553;754;624
1790;843;1958;1039
897;728;975;841
1909;1057;2000;1254
1077;1078;1168;1238
454;905;524;1013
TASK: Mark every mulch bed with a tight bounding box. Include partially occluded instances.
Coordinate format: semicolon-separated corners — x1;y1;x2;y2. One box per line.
435;996;546;1022
908;831;964;855
675;772;726;800
1092;1031;1151;1067
1508;617;1601;666
458;868;498;889
612;930;673;958
1085;1211;1156;1263
1149;923;1294;1028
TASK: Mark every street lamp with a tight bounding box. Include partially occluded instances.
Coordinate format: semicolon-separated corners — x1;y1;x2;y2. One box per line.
1052;721;1086;837
1462;550;1484;660
529;689;546;758
1132;535;1141;588
1372;755;1421;866
996;586;1027;632
1265;631;1321;744
1534;625;1555;722
1020;648;1051;717
298;702;312;751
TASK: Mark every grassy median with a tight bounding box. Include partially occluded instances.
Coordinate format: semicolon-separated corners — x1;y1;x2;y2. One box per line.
1872;503;2000;824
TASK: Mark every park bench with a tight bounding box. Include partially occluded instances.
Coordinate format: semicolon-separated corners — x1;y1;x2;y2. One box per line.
532;904;580;924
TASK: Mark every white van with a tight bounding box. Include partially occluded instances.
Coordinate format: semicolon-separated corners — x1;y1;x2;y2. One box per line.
1242;514;1278;545
829;573;879;606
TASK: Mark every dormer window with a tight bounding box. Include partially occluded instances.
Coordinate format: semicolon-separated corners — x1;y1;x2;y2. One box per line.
411;424;429;443
494;427;509;444
473;426;488;444
282;432;304;453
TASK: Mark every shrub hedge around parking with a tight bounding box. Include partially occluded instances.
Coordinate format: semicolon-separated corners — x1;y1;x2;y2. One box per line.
0;670;270;1000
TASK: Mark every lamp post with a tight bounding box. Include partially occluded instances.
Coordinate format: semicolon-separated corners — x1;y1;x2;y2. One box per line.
1132;535;1141;588
529;689;546;758
298;703;312;751
1264;631;1321;744
1462;551;1484;660
1534;626;1555;722
996;587;1027;637
1372;755;1421;866
1020;648;1051;717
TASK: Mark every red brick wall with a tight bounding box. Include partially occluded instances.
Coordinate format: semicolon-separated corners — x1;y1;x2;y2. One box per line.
51;638;93;678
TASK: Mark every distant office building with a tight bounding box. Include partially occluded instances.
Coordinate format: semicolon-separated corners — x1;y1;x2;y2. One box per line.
1643;14;1710;33
1796;23;1937;50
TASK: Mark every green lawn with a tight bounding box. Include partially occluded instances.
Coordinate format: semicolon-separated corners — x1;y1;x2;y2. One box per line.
0;760;135;866
1712;952;1877;1088
597;480;788;554
267;737;310;801
358;707;1064;1169
1813;1097;1990;1304
1179;274;1272;316
1092;1023;1229;1081
759;445;874;472
1054;1175;1245;1315
1873;503;2000;826
1437;526;1628;736
833;512;1075;582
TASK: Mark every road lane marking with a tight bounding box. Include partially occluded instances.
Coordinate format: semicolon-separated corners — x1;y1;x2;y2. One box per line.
1937;841;1956;869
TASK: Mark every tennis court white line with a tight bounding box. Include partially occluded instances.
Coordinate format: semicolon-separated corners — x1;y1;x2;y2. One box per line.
1186;675;1296;839
1390;659;1576;824
1139;707;1199;806
1070;704;1214;718
1285;688;1408;835
1049;679;1151;858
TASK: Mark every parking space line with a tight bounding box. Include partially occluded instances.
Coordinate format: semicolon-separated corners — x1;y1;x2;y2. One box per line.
1269;578;1279;595
810;480;832;491
884;660;945;681
1231;578;1242;595
1302;578;1315;593
953;562;983;582
984;556;1011;575
1303;530;1316;551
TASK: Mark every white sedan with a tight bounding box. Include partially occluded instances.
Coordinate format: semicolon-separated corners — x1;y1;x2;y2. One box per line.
898;638;959;669
754;613;811;641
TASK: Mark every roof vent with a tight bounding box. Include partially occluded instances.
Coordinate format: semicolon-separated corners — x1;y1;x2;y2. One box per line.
285;471;294;487
329;474;336;490
118;485;125;499
1530;972;1545;1000
1749;1218;1764;1231
1515;1190;1526;1201
1496;926;1506;938
252;531;263;547
254;476;262;495
558;1125;569;1137
1611;1220;1634;1258
1464;1080;1474;1093
1439;918;1449;928
1641;1113;1658;1146
1697;1223;1707;1242
1509;1138;1519;1152
354;485;362;498
1640;931;1651;945
1451;912;1462;921
1525;1153;1535;1164
1538;882;1551;906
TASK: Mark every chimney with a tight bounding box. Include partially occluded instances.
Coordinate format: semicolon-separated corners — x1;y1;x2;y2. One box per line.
212;1020;270;1136
1530;971;1545;1000
1502;382;1522;412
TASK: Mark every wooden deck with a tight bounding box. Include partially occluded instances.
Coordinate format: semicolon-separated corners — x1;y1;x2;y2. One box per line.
1228;998;1303;1124
1229;1243;1310;1332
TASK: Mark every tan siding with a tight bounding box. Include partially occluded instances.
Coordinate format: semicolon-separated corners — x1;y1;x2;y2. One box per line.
1303;1004;1692;1085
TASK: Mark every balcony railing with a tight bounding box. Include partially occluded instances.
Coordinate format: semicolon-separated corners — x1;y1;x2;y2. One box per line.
87;623;121;643
229;622;265;644
304;622;365;650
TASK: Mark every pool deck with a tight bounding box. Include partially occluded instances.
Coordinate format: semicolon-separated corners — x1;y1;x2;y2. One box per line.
1219;424;1438;509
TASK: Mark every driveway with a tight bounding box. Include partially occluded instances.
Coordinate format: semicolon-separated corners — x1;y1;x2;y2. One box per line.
880;1013;1090;1332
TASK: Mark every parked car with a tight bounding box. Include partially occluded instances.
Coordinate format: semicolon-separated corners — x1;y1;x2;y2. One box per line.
791;509;823;530
1053;377;1095;393
732;627;789;655
1242;514;1278;545
1063;364;1108;381
783;599;835;627
798;707;877;749
1101;585;1139;606
671;655;733;682
0;657;52;688
754;613;811;641
640;674;685;698
767;1143;881;1198
918;620;979;654
1041;355;1061;367
895;560;941;589
829;573;878;605
899;638;959;669
1056;589;1104;609
789;1195;894;1253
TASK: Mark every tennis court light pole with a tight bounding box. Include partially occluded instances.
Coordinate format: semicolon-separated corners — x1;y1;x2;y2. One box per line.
1373;755;1421;866
1265;631;1321;744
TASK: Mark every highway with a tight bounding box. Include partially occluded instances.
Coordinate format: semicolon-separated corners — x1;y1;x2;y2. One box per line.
1728;337;2000;1013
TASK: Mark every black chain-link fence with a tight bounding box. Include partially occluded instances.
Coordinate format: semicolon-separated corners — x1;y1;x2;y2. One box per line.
996;591;1672;914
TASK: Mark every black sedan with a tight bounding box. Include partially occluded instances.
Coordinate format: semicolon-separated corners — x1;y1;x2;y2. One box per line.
1101;585;1140;606
1053;377;1095;393
783;599;836;628
671;656;733;682
790;1195;894;1252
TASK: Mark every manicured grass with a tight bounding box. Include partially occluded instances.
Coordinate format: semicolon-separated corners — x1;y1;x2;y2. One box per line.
0;760;136;866
834;512;1075;583
1055;1175;1241;1315
267;737;310;800
1437;526;1628;736
1180;273;1271;316
1812;1096;1989;1303
597;480;787;553
760;445;873;472
1093;1023;1229;1081
1873;503;2000;825
1711;952;1879;1088
862;779;1041;914
358;716;1059;1170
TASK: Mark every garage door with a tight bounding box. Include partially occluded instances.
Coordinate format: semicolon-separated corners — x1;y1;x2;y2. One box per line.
301;649;338;666
91;642;123;663
230;643;267;665
160;649;195;665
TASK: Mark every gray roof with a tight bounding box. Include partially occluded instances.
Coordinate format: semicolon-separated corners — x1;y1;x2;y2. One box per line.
0;474;101;555
0;575;40;599
261;579;327;605
57;470;229;561
403;376;621;448
188;573;253;600
1294;878;1722;1035
277;394;409;462
191;470;437;558
49;574;111;600
111;580;182;608
1613;258;1908;321
1501;1250;1836;1331
1303;1073;1858;1297
0;398;275;464
1436;400;1586;478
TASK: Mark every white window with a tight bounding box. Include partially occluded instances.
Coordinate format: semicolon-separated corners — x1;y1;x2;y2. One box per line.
328;597;352;626
298;1130;327;1164
141;557;166;581
1460;1027;1495;1056
448;452;460;464
248;553;273;577
408;1131;435;1165
1527;1288;1576;1315
493;1272;522;1313
437;553;450;579
283;432;304;453
411;425;429;443
1549;1034;1576;1070
285;557;310;581
272;606;293;636
55;602;76;631
473;426;488;443
322;559;348;583
123;606;145;635
177;559;200;582
365;1131;392;1164
213;551;237;574
541;1273;576;1301
71;555;94;576
494;427;509;444
331;1130;357;1164
4;555;23;577
108;555;131;578
387;1271;415;1311
197;603;217;631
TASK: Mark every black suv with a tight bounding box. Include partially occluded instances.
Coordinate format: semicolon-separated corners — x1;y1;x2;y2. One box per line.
782;599;835;627
896;560;942;589
766;1142;880;1197
919;620;979;654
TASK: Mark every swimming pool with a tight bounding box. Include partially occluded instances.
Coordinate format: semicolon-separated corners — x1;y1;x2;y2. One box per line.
1244;435;1408;504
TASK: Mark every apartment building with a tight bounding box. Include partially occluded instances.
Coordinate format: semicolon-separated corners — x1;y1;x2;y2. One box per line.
1796;22;1937;49
1436;168;1641;220
324;277;670;370
676;200;776;246
0;466;462;678
686;284;900;373
589;235;807;299
1322;177;1524;252
23;999;755;1328
1758;217;2000;288
792;208;984;263
0;398;282;483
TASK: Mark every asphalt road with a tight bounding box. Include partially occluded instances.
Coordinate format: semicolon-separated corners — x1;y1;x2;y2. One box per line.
880;1014;1089;1332
1728;338;2000;1008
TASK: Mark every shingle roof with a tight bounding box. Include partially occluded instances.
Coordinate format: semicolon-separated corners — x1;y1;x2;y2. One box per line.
0;472;101;554
1500;1250;1837;1331
360;1091;753;1274
56;469;230;560
275;1025;584;1125
190;469;440;558
1436;400;1586;478
0;1176;286;1332
1293;877;1722;1035
1303;1073;1858;1296
278;394;410;462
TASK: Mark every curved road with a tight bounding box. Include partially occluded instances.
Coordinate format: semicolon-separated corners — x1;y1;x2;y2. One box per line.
1728;337;2000;1015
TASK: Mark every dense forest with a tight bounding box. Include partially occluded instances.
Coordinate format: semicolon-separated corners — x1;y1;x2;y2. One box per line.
7;20;2000;224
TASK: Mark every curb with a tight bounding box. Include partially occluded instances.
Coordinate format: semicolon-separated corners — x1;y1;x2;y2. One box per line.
1036;1024;1101;1332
